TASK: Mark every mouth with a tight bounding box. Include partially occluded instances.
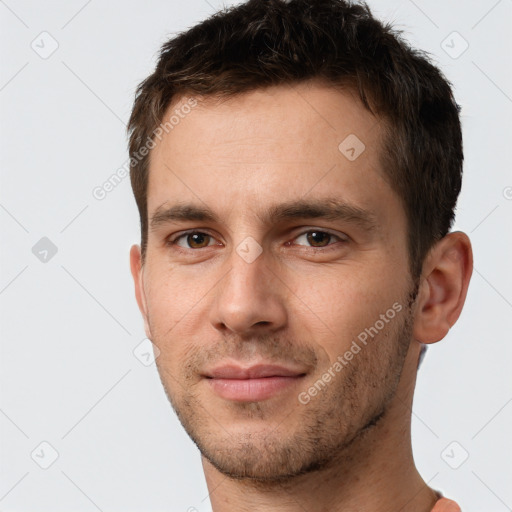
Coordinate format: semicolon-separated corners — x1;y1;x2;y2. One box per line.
203;363;307;402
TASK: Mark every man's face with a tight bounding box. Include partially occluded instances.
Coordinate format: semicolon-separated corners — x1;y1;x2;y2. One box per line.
132;82;418;480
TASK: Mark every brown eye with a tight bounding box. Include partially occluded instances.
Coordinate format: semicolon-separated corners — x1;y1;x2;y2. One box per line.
293;230;345;248
187;233;211;248
306;231;332;247
173;232;214;249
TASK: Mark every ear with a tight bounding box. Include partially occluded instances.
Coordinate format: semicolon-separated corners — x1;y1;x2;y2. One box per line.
413;231;473;344
130;244;153;340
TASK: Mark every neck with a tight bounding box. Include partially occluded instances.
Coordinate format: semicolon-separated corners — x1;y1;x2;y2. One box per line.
202;343;438;512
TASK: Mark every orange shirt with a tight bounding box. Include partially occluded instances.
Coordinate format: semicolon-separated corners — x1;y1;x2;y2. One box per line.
431;497;461;511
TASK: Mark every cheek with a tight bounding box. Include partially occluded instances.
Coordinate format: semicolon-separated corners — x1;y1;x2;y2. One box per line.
288;266;406;361
144;268;197;342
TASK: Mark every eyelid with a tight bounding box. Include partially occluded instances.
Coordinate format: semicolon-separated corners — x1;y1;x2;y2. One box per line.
292;227;348;240
289;228;349;248
167;229;222;248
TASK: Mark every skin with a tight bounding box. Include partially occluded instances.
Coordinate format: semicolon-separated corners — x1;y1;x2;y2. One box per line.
130;81;473;512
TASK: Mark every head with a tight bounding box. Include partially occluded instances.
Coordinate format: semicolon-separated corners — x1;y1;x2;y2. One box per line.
128;0;472;482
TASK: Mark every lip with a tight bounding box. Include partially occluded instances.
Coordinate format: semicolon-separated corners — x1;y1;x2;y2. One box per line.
206;364;306;379
204;363;307;402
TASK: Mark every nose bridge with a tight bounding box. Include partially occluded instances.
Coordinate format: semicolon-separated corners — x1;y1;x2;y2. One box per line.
209;242;287;335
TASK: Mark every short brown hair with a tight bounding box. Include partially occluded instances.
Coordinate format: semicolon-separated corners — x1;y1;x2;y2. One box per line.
127;0;463;279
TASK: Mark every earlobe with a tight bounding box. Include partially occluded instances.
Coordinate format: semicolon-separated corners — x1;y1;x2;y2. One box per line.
129;244;153;340
413;231;473;344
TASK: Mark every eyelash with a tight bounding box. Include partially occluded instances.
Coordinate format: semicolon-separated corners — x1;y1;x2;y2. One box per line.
166;229;348;251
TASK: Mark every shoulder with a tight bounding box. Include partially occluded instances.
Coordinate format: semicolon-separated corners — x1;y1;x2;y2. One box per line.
431;497;461;512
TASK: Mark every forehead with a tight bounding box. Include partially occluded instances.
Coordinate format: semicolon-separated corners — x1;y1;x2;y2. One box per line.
146;81;400;230
152;82;383;164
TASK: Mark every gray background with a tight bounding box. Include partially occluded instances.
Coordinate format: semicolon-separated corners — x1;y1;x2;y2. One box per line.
1;0;511;510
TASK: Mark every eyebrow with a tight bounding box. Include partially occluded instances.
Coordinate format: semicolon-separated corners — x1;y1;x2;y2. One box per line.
149;198;378;233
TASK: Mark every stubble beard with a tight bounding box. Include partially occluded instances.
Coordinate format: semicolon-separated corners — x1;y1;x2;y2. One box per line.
153;286;418;483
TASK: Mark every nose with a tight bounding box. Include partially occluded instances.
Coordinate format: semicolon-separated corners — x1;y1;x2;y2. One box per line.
208;246;288;337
